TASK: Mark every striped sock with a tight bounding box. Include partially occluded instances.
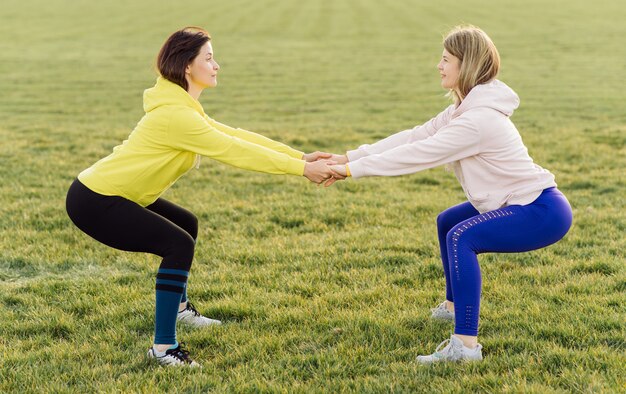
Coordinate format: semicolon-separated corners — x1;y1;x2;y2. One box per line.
181;284;188;304
154;268;189;345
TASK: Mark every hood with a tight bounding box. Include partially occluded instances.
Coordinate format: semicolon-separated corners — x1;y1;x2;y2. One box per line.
143;77;205;115
453;79;520;118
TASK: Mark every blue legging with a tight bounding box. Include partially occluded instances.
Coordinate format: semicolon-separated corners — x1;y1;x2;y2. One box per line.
436;187;572;336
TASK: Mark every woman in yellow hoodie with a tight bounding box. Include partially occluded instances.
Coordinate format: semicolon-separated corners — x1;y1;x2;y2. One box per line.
66;27;336;367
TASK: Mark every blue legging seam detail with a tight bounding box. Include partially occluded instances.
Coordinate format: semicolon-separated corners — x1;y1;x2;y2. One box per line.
451;208;515;281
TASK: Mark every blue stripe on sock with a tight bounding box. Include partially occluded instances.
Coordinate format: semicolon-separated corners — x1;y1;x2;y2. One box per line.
158;268;189;277
156;279;187;287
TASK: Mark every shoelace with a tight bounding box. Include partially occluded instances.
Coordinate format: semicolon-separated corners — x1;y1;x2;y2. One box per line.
433;339;456;359
166;343;193;363
186;302;201;317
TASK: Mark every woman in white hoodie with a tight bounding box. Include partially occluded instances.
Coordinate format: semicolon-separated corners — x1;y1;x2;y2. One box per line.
328;26;572;363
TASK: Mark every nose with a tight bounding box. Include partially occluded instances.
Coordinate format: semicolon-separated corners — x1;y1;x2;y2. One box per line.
213;60;220;71
437;60;443;71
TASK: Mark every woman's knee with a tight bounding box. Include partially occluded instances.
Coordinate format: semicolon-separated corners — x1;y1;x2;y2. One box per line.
178;210;198;241
161;232;196;271
174;206;198;240
187;214;198;241
437;211;455;235
438;202;479;235
437;206;465;235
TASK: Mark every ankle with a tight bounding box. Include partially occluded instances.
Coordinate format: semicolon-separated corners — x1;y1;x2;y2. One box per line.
453;334;478;349
152;341;178;353
154;343;177;352
179;301;188;313
445;300;455;313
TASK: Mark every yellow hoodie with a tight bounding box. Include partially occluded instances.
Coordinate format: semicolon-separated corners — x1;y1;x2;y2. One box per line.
78;77;306;206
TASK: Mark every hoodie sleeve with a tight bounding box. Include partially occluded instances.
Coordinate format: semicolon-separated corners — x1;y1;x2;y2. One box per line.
206;115;305;159
348;115;480;179
167;108;305;176
346;105;454;161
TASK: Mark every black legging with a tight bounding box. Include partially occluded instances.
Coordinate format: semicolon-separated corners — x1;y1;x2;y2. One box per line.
65;179;198;271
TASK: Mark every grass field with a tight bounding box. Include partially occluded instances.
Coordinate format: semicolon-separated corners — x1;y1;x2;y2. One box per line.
1;0;625;392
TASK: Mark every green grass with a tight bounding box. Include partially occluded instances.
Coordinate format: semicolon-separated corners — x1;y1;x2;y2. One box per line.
1;0;625;392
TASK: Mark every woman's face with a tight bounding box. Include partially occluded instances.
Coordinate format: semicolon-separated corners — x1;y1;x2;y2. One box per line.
186;41;220;89
437;49;461;90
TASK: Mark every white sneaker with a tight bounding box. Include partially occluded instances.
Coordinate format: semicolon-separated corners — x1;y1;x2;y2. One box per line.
416;335;483;365
147;343;201;367
177;302;222;327
431;301;455;322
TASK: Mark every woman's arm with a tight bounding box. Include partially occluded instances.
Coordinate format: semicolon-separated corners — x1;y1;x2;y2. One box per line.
347;115;480;178
169;109;336;183
346;105;455;161
206;115;304;159
169;109;305;176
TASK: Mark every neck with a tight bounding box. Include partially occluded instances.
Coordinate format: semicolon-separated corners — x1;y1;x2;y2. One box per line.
454;88;463;100
187;84;203;100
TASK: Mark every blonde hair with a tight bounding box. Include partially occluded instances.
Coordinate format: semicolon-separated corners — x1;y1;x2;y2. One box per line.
443;25;500;104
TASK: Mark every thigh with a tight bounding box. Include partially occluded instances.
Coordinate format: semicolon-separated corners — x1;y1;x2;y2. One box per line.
146;198;198;240
97;200;192;256
451;197;571;255
67;181;193;257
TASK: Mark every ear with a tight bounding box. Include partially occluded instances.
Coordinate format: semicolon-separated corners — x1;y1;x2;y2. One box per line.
185;64;191;75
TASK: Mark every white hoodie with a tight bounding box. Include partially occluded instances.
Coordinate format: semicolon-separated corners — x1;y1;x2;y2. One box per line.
346;80;557;213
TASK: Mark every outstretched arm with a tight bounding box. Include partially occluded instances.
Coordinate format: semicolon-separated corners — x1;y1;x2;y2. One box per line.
207;116;304;159
347;116;480;178
346;105;455;161
208;116;344;164
170;109;305;176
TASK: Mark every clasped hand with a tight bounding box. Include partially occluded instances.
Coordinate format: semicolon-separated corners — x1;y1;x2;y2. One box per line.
302;151;348;187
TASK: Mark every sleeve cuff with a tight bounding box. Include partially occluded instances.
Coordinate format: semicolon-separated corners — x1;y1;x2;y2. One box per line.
345;160;366;179
289;149;305;159
346;148;368;162
286;157;306;176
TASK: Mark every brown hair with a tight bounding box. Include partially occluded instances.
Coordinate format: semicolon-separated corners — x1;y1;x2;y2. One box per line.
157;27;211;91
443;25;500;103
